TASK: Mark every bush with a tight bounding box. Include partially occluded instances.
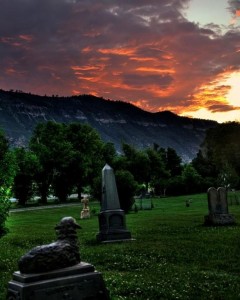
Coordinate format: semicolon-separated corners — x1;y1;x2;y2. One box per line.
115;170;138;213
0;128;16;236
0;151;16;237
0;193;11;236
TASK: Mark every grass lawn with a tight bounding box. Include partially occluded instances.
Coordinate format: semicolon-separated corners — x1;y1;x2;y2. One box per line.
1;193;240;299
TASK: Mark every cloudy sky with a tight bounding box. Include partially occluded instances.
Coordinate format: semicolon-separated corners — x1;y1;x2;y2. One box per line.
0;0;240;122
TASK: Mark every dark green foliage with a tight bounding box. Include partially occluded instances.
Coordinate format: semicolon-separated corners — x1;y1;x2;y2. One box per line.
29;121;105;202
115;170;138;212
52;171;72;203
121;144;151;185
145;147;170;195
13;148;39;206
0;130;16;237
102;142;117;166
146;147;168;178
118;144;170;194
90;176;102;202
65;123;105;199
181;164;202;194
199;121;240;189
164;147;183;176
192;150;218;190
165;175;185;196
29;121;69;203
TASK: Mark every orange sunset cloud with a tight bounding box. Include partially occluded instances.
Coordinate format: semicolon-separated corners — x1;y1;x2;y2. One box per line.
0;0;239;122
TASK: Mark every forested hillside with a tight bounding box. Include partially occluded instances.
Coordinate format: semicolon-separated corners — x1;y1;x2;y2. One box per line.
0;89;217;161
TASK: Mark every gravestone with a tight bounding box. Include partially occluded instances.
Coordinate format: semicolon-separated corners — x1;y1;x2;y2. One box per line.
96;164;132;242
81;196;90;219
7;217;110;300
204;187;236;226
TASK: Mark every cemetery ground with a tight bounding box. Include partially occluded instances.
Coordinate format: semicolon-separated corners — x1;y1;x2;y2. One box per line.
1;193;240;299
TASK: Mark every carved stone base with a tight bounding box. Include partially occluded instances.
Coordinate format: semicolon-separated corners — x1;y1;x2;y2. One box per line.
7;262;110;300
204;213;236;226
96;229;132;243
96;210;132;242
81;208;90;219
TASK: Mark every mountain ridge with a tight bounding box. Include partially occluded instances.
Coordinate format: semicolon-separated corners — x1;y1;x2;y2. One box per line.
0;89;217;161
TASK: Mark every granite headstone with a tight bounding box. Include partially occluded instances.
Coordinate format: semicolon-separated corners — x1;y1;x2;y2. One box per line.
96;164;132;242
204;187;236;226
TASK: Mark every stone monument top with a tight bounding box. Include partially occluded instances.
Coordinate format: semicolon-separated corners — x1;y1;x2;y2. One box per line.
8;217;110;299
101;164;121;211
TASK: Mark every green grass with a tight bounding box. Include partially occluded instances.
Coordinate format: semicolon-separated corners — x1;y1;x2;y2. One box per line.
1;194;240;299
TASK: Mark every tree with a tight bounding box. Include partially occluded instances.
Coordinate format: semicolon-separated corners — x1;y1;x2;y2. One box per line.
115;170;138;212
158;147;182;176
52;170;72;203
145;147;169;196
102;142;117;166
30;121;106;202
192;150;217;178
13;148;39;206
200;121;240;189
165;175;185;196
65;123;105;199
91;143;117;202
192;149;218;190
181;164;202;194
121;143;151;187
0;130;16;236
29;121;73;203
217;164;240;189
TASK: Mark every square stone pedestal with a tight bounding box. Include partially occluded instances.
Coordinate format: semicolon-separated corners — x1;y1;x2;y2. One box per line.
204;213;236;226
96;209;132;242
7;262;110;300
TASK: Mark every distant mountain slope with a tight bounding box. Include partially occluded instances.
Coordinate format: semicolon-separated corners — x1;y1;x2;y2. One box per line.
0;90;217;161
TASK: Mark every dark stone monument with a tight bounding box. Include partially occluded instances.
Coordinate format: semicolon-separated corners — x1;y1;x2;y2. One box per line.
7;217;110;300
204;187;236;226
96;164;132;242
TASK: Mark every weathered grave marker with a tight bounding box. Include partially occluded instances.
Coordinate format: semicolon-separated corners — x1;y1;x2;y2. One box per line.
81;196;90;219
204;187;236;226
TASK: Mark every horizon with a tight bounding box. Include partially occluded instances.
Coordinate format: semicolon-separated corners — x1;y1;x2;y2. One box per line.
0;0;239;123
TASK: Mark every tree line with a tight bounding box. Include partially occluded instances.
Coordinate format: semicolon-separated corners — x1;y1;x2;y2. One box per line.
0;120;240;236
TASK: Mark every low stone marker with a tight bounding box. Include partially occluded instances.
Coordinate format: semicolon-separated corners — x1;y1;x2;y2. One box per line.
204;187;236;226
81;196;90;219
96;164;132;242
7;217;109;300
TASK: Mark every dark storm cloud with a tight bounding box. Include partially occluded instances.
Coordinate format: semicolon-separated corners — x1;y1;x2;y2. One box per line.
123;73;174;88
208;103;240;113
0;0;239;115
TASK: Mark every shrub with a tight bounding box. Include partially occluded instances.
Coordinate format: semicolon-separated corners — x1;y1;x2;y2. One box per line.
0;191;11;236
0;151;16;237
115;170;138;213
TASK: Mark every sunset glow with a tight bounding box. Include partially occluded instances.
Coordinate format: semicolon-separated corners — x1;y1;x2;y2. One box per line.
0;0;239;123
181;71;240;122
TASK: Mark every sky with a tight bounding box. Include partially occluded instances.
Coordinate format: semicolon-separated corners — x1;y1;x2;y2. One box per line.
0;0;240;123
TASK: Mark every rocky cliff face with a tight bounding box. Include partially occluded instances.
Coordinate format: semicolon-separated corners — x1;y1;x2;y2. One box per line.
0;90;217;161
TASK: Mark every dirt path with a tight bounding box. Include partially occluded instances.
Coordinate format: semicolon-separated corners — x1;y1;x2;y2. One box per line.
10;203;81;213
